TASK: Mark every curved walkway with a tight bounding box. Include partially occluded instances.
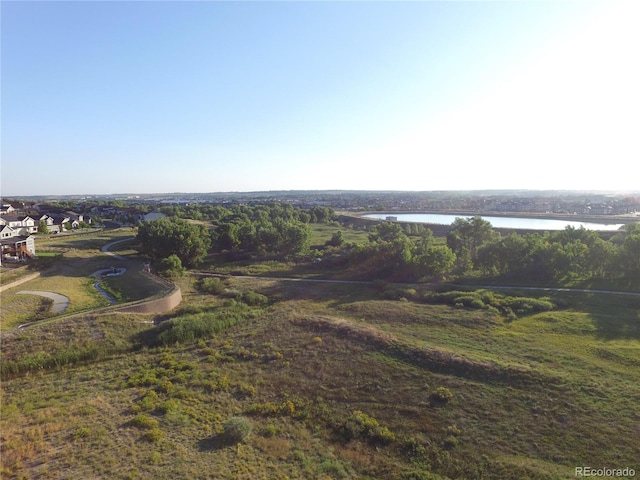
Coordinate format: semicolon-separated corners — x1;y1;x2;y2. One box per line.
101;237;134;261
17;290;70;313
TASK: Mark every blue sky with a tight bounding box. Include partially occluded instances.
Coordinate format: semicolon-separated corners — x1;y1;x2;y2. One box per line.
2;1;638;196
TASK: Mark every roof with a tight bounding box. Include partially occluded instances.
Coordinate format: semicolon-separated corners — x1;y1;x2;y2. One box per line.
0;235;33;246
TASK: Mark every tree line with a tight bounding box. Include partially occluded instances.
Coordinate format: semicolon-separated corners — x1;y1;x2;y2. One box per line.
136;203;639;283
338;216;640;282
136;204;336;272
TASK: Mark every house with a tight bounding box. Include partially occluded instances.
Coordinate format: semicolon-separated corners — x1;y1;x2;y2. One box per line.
1;235;36;262
0;204;16;215
0;221;36;262
65;211;88;225
0;215;37;235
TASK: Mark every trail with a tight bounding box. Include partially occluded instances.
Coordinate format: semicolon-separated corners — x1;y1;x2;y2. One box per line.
190;271;640;297
101;237;135;261
17;290;70;313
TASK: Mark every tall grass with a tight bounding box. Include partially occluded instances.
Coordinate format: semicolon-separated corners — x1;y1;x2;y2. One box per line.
152;304;262;346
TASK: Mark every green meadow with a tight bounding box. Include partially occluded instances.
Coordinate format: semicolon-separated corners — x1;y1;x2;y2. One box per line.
1;228;639;479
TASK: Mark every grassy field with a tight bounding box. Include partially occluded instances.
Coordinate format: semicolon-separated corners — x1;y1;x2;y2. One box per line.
1;227;639;478
2;267;639;479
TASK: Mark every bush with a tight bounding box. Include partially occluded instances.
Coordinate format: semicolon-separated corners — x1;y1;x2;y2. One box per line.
199;277;225;295
222;416;252;444
339;410;396;445
453;295;485;309
142;428;164;443
423;288;556;318
430;386;454;404
241;291;269;307
157;254;185;278
130;414;159;430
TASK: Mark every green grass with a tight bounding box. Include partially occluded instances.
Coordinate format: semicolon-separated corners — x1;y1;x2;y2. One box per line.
0;294;53;330
2;274;639;479
2;229;639;479
0;230;166;327
308;222;370;247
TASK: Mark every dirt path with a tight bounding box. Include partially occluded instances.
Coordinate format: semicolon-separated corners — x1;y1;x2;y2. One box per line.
0;272;41;293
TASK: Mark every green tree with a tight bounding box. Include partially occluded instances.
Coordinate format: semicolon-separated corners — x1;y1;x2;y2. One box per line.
157;254;185;278
620;231;640;277
447;216;498;264
37;220;49;234
137;217;211;267
326;230;344;247
415;245;456;280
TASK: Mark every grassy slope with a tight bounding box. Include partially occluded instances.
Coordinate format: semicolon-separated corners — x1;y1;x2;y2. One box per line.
2;276;639;480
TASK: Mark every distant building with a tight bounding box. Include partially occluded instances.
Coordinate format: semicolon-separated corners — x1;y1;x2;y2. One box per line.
385;216;398;222
0;204;16;215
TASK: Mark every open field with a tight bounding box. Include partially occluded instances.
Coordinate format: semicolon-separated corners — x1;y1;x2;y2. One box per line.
2;261;639;479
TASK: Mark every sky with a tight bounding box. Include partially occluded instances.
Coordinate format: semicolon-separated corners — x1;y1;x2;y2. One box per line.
1;0;639;196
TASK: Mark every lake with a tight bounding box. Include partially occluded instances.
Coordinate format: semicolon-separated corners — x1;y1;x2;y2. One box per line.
362;213;626;231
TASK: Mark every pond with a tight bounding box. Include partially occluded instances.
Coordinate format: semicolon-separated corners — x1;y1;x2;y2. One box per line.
362;213;626;231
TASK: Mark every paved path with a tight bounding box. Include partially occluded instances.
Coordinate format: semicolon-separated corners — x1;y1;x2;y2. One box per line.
101;237;134;261
17;290;70;313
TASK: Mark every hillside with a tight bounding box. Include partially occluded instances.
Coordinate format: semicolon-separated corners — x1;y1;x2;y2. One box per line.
2;267;639;479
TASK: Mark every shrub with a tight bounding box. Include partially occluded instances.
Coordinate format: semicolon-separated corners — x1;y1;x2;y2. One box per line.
222;416;252;444
261;424;279;438
157;254;185;278
130;414;159;430
199;277;225;295
430;386;454;404
453;295;485;309
340;410;396;445
142;428;164;443
241;291;269;307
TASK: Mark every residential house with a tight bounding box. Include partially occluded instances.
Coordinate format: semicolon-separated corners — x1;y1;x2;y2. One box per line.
0;204;16;215
0;218;36;262
38;214;72;233
0;215;37;235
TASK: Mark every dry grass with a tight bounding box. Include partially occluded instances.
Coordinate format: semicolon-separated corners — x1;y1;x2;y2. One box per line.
2;233;639;479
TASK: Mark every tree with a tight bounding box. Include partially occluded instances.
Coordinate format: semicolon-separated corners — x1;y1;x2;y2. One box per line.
447;216;498;263
37;220;49;234
157;254;185;278
137;217;211;267
326;230;344;247
416;245;456;280
620;231;640;277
